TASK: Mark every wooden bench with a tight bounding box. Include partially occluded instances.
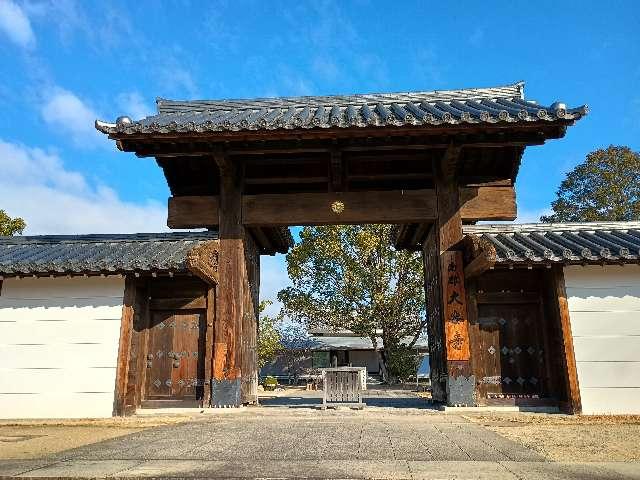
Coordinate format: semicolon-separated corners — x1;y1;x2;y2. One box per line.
321;367;365;409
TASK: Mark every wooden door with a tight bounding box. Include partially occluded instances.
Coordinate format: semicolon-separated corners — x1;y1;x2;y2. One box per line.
145;311;206;400
476;302;547;401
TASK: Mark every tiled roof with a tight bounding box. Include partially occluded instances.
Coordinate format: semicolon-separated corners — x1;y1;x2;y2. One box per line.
95;82;587;135
0;232;218;276
464;222;640;265
290;335;428;351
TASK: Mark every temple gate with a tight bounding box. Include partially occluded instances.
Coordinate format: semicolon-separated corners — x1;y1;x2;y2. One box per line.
97;81;587;408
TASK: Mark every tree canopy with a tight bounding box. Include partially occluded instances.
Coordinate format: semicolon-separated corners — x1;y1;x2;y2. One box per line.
541;146;640;223
0;210;26;236
277;224;425;379
256;300;283;369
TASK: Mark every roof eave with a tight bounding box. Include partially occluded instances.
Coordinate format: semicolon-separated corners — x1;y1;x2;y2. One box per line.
95;117;584;144
0;268;192;279
494;258;640;268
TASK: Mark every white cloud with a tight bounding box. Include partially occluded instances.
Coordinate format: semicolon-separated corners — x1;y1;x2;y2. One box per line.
40;88;104;147
117;92;154;120
22;1;137;52
2;135;293;308
0;139;167;234
157;59;199;98
0;0;36;49
0;139;87;191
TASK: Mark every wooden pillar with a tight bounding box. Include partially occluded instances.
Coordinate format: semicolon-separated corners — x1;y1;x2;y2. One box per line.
433;145;475;406
114;277;151;416
240;235;260;404
550;266;582;413
114;276;136;416
422;229;446;402
203;286;215;407
211;151;245;406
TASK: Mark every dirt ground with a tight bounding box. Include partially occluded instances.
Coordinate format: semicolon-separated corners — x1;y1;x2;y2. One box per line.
0;416;191;459
464;412;640;462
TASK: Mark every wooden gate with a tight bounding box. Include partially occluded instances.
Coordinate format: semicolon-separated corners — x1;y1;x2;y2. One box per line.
144;311;206;402
475;299;548;404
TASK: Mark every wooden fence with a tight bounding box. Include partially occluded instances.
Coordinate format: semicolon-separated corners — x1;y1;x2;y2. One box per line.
321;367;365;409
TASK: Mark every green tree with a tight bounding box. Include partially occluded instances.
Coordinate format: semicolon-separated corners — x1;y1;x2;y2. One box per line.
541;146;640;222
0;210;26;236
257;300;283;369
277;224;425;381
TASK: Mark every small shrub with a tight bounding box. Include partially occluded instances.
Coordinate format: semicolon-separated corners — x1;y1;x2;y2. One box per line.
263;376;278;391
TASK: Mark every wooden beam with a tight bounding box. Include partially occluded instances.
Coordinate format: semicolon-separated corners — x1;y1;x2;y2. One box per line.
409;223;431;248
392;224;411;250
167;187;516;228
122;122;567;156
245;176;328;185
148;140;541;158
459;186;516;221
348;173;432;182
148;296;207;310
168;196;218;229
247;226;273;254
460;178;512;187
552;266;582;414
243;189;438;225
186;240;219;285
476;291;539;304
113;276;136;416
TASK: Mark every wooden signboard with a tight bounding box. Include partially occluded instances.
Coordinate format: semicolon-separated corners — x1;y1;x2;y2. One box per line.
442;251;471;361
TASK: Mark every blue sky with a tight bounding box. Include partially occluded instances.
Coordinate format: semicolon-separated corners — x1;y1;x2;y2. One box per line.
1;0;639;312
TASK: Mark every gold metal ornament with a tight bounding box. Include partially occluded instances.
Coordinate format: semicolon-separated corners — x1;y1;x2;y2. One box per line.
331;200;345;214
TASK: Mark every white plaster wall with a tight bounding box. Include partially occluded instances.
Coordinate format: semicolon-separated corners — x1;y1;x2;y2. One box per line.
349;350;380;373
0;276;125;418
564;265;640;414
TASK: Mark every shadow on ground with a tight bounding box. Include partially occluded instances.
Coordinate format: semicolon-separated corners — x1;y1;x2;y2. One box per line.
259;395;434;409
259;386;435;410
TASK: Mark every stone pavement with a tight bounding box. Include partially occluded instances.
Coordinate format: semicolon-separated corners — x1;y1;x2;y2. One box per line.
1;407;639;479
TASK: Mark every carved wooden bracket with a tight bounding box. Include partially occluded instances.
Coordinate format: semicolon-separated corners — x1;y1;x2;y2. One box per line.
186;240;220;285
462;234;497;279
